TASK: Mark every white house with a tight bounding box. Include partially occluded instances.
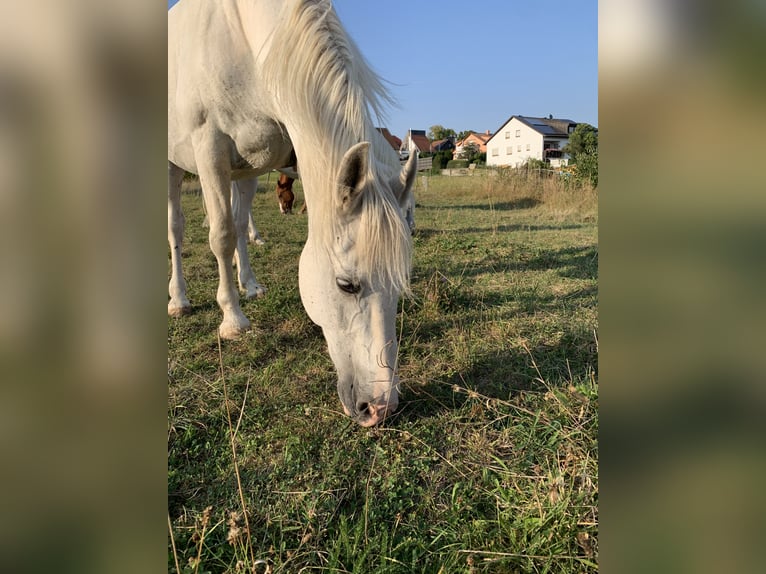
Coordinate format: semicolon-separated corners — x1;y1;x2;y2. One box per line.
401;129;432;156
485;115;578;168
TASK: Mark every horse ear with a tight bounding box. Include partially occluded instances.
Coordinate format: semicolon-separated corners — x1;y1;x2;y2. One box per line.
337;142;370;215
391;150;418;209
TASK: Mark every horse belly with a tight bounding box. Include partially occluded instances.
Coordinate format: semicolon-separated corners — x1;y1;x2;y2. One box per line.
231;119;294;173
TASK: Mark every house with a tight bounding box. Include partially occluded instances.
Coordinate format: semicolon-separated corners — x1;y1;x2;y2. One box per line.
430;137;455;153
375;127;402;152
401;129;432;156
485;115;578;168
454;130;492;159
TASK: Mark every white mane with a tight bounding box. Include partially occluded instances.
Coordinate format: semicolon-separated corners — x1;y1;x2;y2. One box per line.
261;0;412;292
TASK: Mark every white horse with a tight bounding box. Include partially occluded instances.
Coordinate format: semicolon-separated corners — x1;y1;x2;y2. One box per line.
168;0;418;426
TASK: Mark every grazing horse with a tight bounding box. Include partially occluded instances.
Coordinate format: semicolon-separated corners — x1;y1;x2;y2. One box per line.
276;173;295;214
168;0;418;426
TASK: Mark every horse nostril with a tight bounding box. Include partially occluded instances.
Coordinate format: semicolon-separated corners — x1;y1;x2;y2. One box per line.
357;402;370;415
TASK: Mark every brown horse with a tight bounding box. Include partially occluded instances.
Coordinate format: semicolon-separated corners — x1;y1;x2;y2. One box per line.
276;173;295;214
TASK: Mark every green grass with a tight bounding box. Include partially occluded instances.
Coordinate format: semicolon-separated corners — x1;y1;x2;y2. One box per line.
169;171;598;573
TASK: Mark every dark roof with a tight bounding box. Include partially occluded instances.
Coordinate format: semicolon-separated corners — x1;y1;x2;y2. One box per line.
516;115;576;136
492;115;578;138
430;138;455;152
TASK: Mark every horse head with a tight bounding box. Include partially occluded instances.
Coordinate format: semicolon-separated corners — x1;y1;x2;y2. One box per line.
298;143;418;426
276;174;295;214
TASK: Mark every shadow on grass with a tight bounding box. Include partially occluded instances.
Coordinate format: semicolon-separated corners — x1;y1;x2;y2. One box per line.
414;244;597;282
395;327;597;425
414;223;586;242
421;197;541;211
395;242;597;424
399;321;598;428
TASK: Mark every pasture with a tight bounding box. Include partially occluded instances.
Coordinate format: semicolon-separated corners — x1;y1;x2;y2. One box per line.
168;172;598;573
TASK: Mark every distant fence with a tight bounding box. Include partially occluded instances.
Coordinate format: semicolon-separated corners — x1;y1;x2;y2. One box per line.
401;156;433;172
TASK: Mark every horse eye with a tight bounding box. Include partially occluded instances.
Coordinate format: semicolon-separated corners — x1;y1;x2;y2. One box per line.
336;278;361;294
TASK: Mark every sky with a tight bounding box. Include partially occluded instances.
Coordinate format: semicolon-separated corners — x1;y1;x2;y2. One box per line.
168;1;597;140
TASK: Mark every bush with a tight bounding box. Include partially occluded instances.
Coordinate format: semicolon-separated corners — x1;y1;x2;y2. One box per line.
430;150;452;174
573;147;598;187
446;159;468;169
518;158;550;174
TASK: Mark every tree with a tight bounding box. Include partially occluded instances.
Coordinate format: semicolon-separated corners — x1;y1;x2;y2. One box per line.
459;142;479;160
428;125;456;141
430;150;453;174
574;144;598;187
563;123;598;157
563;123;598;188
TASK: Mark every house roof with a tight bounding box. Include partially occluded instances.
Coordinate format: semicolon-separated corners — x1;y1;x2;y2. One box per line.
430;138;455;152
464;131;492;143
375;127;402;151
492;115;577;139
517;116;576;136
408;130;432;153
457;131;492;147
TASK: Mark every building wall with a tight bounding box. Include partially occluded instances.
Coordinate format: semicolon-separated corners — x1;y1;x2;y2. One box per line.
487;118;544;167
454;133;489;158
485;119;571;168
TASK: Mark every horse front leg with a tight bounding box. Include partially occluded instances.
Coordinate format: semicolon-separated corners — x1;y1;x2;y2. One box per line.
168;162;191;316
195;148;250;340
232;179;267;299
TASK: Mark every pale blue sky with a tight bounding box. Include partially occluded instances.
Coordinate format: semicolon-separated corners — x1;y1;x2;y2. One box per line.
168;1;597;140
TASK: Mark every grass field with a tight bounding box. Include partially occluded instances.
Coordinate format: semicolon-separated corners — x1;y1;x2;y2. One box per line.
168;170;598;573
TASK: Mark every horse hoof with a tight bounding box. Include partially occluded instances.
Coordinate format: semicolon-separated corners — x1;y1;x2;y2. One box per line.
244;285;267;299
219;323;249;340
168;305;191;317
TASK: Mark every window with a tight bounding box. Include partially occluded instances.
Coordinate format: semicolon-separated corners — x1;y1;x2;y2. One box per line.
491;147;499;156
505;131;510;139
515;129;521;137
517;145;521;152
507;147;513;155
526;143;530;151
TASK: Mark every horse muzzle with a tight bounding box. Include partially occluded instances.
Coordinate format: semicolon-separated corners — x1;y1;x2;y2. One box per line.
340;383;399;427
